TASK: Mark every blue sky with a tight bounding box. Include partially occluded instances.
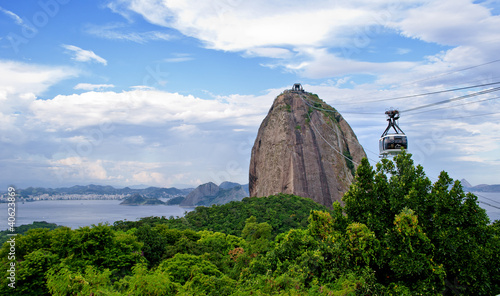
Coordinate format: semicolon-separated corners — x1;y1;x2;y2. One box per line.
1;0;499;189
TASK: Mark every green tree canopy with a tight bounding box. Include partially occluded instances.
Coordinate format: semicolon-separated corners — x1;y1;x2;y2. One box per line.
342;151;498;295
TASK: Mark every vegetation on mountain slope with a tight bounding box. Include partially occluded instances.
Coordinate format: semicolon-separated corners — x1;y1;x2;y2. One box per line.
113;193;332;239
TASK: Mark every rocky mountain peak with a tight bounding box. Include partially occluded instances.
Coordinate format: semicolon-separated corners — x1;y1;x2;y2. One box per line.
460;178;472;188
179;181;250;206
249;87;366;208
180;182;219;206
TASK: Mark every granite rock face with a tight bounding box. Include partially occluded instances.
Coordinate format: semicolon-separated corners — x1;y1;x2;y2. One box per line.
249;89;366;208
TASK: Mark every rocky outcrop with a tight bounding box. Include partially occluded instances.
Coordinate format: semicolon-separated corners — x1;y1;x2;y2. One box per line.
249;88;366;208
180;182;219;206
180;182;249;206
460;179;472;188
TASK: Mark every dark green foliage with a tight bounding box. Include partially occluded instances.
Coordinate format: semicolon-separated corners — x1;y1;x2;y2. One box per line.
16;250;59;295
158;253;222;284
0;221;59;245
343;150;499;295
113;193;331;239
46;265;117;296
116;264;179;296
343;149;355;176
185;194;332;238
113;215;178;231
305;107;313;123
0;224;143;295
1;153;498;295
68;224;143;277
135;224;168;268
181;273;236;296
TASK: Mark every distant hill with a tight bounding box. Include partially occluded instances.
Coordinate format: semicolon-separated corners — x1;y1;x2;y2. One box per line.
12;184;193;198
120;193;165;206
219;181;241;189
166;196;185;205
4;183;251;205
467;184;500;192
461;179;500;192
180;182;250;207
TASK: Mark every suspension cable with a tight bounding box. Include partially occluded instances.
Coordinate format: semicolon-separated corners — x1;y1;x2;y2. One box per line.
401;86;500;113
298;94;360;165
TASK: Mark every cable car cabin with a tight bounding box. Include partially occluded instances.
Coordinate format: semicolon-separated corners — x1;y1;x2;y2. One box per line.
379;134;408;156
379;109;408;157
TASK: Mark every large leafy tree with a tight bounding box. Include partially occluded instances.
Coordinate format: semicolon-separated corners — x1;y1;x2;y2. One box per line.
342;151;499;295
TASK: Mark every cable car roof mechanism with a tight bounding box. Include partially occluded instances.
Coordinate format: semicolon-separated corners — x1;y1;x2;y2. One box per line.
379;109;408;158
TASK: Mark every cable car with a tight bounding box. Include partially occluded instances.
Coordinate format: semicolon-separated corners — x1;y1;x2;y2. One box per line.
379;110;407;157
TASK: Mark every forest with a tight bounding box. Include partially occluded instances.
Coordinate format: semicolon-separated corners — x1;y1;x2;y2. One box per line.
1;151;499;295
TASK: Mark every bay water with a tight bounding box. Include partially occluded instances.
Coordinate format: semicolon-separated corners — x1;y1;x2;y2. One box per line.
474;192;500;222
0;193;498;231
0;199;194;230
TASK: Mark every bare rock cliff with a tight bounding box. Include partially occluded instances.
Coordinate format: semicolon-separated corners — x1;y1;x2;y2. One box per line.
249;89;366;208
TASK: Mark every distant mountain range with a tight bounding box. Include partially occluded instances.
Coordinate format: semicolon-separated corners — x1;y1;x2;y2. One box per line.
12;184;193;199
461;179;500;192
178;181;250;207
7;182;251;206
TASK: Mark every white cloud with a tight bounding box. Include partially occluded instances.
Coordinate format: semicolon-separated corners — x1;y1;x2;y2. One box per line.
108;0;500;82
112;1;377;51
163;57;191;63
132;171;166;185
163;53;193;63
62;44;108;65
0;60;78;143
85;22;173;43
290;47;415;78
123;135;145;145
0;6;25;27
106;1;420;73
396;48;411;55
29;89;275;130
129;85;155;90
392;0;500;46
244;47;294;59
0;84;278;188
170;124;199;134
74;83;115;91
47;157;194;187
0;60;77;96
50;157;108;180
